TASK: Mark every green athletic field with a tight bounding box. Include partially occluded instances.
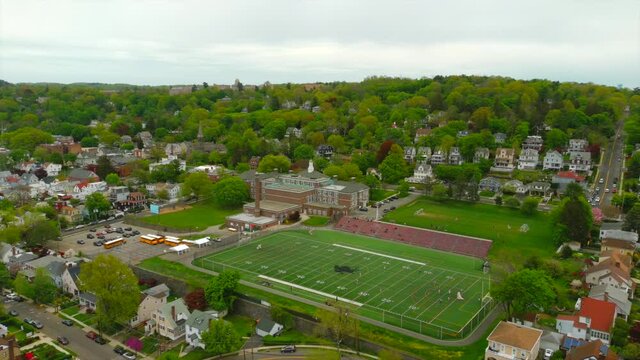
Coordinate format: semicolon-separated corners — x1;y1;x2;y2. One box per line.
195;229;492;339
383;198;555;260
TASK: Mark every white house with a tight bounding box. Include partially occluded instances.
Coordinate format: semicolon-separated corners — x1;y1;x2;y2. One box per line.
417;147;432;161
130;284;170;327
185;310;220;349
448;147;463;165
517;149;539;170
404;147;417;163
568;139;588;153
405;161;432;184
474;148;490;163
568;151;592;172
556;297;616;344
492;148;515;172
149;155;187;172
542;150;563;171
522;136;543;151
255;319;283;337
43;163;62;177
430;148;447;165
147;298;190;340
0;244;23;265
599;229;638;243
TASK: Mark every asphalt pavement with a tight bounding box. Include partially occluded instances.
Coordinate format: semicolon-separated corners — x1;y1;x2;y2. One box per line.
5;301;123;360
593;121;626;217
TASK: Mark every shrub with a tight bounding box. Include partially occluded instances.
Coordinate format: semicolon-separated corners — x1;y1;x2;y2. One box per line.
560;245;573;259
505;197;520;208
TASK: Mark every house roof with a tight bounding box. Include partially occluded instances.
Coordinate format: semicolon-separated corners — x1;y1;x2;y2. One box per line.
554;171;585;182
601;229;637;242
158;298;190;328
69;168;98;180
566;339;617;360
486;321;542;351
186;309;217;332
589;284;632;316
579;298;616;333
79;291;97;303
9;253;37;264
143;283;170;298
600;223;623;231
256;318;279;333
602;238;636;251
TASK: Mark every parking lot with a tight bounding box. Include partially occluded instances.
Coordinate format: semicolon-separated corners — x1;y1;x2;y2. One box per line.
52;221;198;264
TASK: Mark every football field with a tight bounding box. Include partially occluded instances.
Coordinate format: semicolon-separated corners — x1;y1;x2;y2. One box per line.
195;229;492;339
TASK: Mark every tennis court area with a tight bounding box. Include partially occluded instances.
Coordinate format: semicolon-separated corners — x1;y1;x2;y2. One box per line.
195;229;493;339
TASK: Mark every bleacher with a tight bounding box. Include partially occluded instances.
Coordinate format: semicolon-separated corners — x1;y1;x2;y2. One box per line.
335;217;492;258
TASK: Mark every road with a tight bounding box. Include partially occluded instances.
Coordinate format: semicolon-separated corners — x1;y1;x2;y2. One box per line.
226;347;370;360
594;121;626;217
5;301;122;360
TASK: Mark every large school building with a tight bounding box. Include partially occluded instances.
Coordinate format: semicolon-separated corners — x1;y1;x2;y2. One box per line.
226;161;369;231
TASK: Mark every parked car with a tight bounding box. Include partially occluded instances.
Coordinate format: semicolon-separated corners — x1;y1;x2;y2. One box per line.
86;331;98;340
114;346;126;355
32;320;43;329
132;230;140;235
9;310;18;316
90;228;97;232
93;240;103;246
6;292;19;301
358;207;368;212
124;227;132;231
544;348;553;360
390;206;396;210
57;336;69;345
86;234;94;239
605;188;610;193
94;336;107;345
77;239;85;245
122;352;137;360
280;345;296;353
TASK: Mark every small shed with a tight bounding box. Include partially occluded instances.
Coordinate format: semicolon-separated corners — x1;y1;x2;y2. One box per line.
169;244;189;255
255;319;283;337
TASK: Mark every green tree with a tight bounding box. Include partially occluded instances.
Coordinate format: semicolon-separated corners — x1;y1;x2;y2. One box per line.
157;189;169;201
23;220;60;247
293;144;315;160
257;154;291;173
397;181;410;198
612;192;639;213
14;274;34;299
181;172;214;200
552;194;593;245
201;320;241;355
212;177;249;208
545;129;568;150
205;270;240;311
621;343;640;360
33;268;57;304
316;303;359;356
495;195;503;206
379;153;408;184
271;305;294;330
505;197;520;208
432;183;448;201
80;136;99;147
327;134;346;153
105;173;120;186
520;197;540;215
2;127;53;152
492;269;556;319
0;265;12;290
623;203;640;234
323;165;347;180
79;254;139;333
611;318;630;347
95;156;116;180
85;193;111;220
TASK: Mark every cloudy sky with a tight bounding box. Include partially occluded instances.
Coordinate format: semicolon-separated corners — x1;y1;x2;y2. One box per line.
1;0;639;87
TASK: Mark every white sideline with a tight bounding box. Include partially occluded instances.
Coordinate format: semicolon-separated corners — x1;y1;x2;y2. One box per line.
258;275;363;307
332;244;426;266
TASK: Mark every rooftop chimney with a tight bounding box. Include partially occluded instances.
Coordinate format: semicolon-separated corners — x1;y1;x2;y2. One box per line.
171;305;176;321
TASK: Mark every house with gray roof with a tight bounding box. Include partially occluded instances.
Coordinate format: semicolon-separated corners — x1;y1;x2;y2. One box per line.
130;284;170;327
479;177;502;193
0;243;23;265
79;292;97;310
147;298;190;340
185;310;220;349
589;284;632;320
256;319;283;337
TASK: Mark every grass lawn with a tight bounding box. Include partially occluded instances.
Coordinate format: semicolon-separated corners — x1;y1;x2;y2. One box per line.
383;197;555;261
196;230;490;339
157;343;211;360
263;329;332;345
28;343;71;360
370;189;395;202
142;336;159;354
61;305;80;316
139;256;495;359
303;216;330;227
226;315;255;337
140;199;240;231
74;312;97;325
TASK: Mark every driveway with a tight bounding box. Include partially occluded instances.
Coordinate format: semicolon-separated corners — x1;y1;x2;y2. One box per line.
5;301;124;360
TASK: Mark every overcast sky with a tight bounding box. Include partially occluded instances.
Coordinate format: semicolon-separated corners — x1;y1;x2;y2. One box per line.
1;0;639;87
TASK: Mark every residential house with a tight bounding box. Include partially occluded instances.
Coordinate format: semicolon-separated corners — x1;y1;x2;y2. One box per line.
146;183;182;201
23;255;79;288
147;298;190;340
59;206;82;224
599;229;637;243
414;128;431;143
493;132;507;144
565;339;618;360
569;152;592;172
492;148;515;172
79;292;97;311
503;180;529;195
589;284;632;320
556;297;616;344
479;177;502;193
68;169;99;183
601;238;635;258
7;253;38;272
138;131;154;148
43;163;62;177
185;310;220;349
130;284;170;327
18;161;37;173
417;147;432;161
568;139;589;153
522;136;544;151
255;319;284;337
285;127;302;139
539;331;564;354
584;252;634;297
448;147;463;165
542;150;563;171
0;244;22;265
485;321;543;360
165;143;190;158
61;265;81;297
109;186;130;203
316;145;334;159
405;161;432;184
528;182;552;197
517;149;539;170
149;155;186;172
457;130;469;138
124;192;146;208
430;148;447;165
474;148;490;163
404;147;417;164
552;171;586;195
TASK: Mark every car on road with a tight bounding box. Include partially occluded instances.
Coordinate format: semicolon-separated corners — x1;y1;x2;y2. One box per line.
358;207;368;212
280;345;296;353
57;336;69;345
62;319;74;326
107;216;115;221
77;239;85;245
599;178;604;184
595;196;601;202
595;187;600;192
8;310;18;316
390;206;396;210
94;336;107;345
605;188;610;193
132;230;140;235
86;331;98;340
123;352;137;359
114;346;126;355
32;320;43;329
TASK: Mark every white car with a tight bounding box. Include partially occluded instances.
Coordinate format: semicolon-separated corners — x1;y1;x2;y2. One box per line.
544;348;553;359
599;178;604;184
595;196;600;202
605;188;610;193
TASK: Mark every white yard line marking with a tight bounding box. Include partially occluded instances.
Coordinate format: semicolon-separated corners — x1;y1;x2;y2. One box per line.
332;244;426;266
258;275;363;307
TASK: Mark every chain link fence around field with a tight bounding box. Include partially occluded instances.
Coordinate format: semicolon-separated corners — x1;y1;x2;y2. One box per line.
195;249;495;340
